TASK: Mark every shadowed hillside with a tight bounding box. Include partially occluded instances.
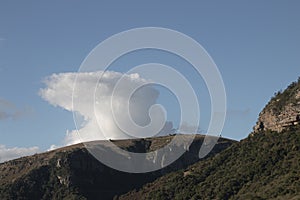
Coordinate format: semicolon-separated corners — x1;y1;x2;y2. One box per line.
0;135;234;200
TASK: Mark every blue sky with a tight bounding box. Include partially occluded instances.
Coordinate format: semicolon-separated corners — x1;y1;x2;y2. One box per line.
0;1;300;158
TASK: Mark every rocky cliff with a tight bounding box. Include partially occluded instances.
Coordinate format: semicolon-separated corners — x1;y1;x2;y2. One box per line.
254;78;300;133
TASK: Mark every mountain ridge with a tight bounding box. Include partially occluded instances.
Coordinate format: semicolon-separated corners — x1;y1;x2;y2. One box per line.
1;77;300;200
0;135;235;200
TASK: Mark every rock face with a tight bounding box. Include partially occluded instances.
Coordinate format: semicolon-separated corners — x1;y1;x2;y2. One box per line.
254;78;300;133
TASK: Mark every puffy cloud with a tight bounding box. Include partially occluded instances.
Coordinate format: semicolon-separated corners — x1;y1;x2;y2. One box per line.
0;145;39;163
40;71;173;145
48;144;60;151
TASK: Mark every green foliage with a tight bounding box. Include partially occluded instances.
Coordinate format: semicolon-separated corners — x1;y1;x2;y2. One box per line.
120;127;300;200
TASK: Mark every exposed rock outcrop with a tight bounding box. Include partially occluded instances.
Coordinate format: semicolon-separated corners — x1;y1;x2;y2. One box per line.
254;78;300;133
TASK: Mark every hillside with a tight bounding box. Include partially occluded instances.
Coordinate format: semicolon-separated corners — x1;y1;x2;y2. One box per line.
119;127;300;200
0;135;234;200
119;78;300;200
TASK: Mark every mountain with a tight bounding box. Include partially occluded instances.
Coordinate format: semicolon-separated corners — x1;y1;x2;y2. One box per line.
0;135;234;200
119;127;300;200
1;78;299;200
253;77;300;133
118;78;300;200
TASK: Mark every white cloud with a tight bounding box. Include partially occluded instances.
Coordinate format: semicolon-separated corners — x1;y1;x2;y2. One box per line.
0;145;39;163
40;71;173;146
47;144;60;151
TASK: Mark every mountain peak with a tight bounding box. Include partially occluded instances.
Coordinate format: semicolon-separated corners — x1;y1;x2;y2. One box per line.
253;77;300;133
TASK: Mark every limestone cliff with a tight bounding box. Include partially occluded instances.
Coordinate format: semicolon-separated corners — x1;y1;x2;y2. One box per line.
254;78;300;133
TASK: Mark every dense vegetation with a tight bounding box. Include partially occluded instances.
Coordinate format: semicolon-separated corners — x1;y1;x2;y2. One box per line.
119;126;300;200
